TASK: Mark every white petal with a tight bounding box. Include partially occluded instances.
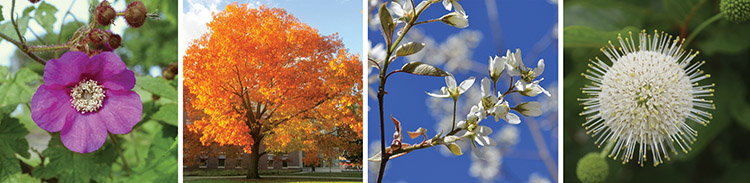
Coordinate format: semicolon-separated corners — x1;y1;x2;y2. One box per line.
514;48;524;68
476;125;493;136
390;2;404;16
426;91;450;98
445;75;457;89
442;0;452;11
505;113;521;124
457;120;467;129
453;2;466;16
458;76;476;94
480;77;491;97
534;59;545;77
475;135;496;147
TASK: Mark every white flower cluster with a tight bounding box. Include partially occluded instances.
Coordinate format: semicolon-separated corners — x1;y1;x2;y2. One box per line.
427;49;549;157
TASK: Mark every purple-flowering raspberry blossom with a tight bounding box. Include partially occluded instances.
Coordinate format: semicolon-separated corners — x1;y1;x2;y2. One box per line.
31;51;142;153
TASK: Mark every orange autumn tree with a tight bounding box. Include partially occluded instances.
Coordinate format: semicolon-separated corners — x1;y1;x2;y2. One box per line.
183;3;362;179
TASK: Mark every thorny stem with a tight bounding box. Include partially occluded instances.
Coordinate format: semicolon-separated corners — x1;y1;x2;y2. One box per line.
110;134;132;176
685;13;723;47
376;2;435;182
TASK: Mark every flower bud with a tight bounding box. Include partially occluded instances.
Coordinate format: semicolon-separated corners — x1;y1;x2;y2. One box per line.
162;63;178;80
576;153;609;183
29;0;40;4
720;0;750;23
440;12;469;28
95;1;116;26
105;33;121;51
125;1;148;27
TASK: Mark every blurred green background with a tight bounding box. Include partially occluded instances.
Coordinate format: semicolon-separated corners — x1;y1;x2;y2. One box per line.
563;0;750;182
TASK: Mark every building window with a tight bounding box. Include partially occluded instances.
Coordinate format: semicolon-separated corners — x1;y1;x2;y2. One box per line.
282;159;288;169
267;154;274;169
218;154;226;169
199;155;207;169
235;158;243;169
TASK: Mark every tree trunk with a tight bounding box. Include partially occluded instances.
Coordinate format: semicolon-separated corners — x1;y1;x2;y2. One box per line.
246;137;262;179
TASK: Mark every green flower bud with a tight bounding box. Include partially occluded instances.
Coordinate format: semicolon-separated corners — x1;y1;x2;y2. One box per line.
721;0;750;23
576;152;609;183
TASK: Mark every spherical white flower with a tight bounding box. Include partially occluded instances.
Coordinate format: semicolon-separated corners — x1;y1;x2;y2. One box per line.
580;30;714;167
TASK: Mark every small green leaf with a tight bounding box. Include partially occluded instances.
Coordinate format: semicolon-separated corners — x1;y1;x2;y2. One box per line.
0;113;30;179
0;66;8;82
2;173;40;183
0;6;33;40
152;103;177;126
395;42;425;56
0;5;4;22
400;62;450;77
34;1;57;34
32;136;110;183
0;68;40;110
135;76;177;101
379;3;394;41
446;143;462;156
127;124;177;182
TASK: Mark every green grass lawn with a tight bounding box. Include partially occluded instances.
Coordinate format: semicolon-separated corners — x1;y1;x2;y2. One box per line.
184;169;363;178
184;178;360;183
184;169;302;176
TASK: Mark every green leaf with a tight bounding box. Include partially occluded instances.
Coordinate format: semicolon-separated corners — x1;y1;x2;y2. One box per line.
563;26;639;48
0;65;8;83
152;103;177;126
0;5;4;22
446;143;462;156
395;42;425;57
0;68;41;108
135;76;177;101
379;3;394;41
34;1;57;34
563;0;648;31
0;113;30;179
400;62;450;77
0;6;33;40
1;173;40;183
127;123;177;182
32;136;110;183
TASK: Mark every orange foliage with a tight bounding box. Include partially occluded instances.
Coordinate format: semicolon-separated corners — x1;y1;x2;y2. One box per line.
183;3;362;160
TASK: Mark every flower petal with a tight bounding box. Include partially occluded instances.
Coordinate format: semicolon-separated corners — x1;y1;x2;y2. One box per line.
43;51;88;86
98;91;142;134
31;85;75;132
480;77;491;97
87;52;136;91
445;75;457;89
458;76;475;93
534;59;545;77
505;113;521;124
60;113;108;153
442;0;452;11
453;1;466;16
476;125;493;136
475;135;496;147
426;91;450;98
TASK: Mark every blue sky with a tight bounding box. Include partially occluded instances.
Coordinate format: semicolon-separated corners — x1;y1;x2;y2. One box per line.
367;0;558;182
180;0;363;56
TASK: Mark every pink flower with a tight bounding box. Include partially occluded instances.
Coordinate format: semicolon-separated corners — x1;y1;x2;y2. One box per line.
31;51;142;153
